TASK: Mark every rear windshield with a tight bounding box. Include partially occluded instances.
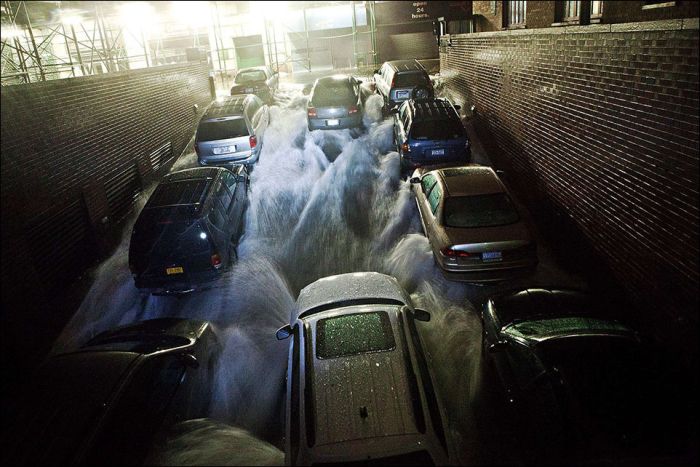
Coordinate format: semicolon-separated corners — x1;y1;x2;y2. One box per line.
395;72;429;87
196;118;248;142
443;194;520;228
411;120;465;140
312;83;355;106
235;70;266;83
130;209;210;270
316;312;395;359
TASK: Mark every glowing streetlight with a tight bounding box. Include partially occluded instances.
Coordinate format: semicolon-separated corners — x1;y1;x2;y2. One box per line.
117;2;156;31
170;1;212;28
0;25;22;40
58;9;83;26
250;1;288;22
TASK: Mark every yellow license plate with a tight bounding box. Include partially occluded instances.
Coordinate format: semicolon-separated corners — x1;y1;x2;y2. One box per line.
166;266;184;275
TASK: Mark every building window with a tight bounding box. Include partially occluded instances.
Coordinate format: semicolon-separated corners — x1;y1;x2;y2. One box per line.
591;0;603;19
564;1;581;21
505;1;527;27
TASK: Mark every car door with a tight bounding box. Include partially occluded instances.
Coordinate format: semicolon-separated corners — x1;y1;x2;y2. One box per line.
394;104;409;152
416;174;437;236
221;170;243;239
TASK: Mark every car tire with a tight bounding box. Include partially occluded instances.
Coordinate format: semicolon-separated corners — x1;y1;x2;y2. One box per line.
412;85;431;99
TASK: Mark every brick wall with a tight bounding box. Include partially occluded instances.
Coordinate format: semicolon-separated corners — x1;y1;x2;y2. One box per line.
440;19;699;347
0;63;212;380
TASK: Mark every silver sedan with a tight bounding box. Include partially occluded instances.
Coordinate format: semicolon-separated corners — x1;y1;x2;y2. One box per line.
410;165;538;282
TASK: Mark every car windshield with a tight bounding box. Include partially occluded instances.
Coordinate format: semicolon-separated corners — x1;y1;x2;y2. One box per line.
235;70;266;83
395;71;429;87
312;82;355;106
443;194;519;228
411;119;464;140
316;311;395;359
196;118;248;142
503;317;633;342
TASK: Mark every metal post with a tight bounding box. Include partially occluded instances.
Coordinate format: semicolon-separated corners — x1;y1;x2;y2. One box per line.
303;6;310;71
95;4;111;72
351;1;357;69
61;24;76;77
141;30;150;67
69;24;86;76
22;3;46;81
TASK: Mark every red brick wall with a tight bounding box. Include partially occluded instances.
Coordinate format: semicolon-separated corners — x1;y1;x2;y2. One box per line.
440;20;699;346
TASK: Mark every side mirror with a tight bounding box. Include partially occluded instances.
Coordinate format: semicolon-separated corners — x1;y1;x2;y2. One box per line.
409;176;420;184
413;308;431;322
373;69;379;75
496;169;505;177
454;104;461;111
356;79;363;84
276;324;293;340
488;341;508;352
389;106;399;115
192;104;199;115
179;353;200;369
470;104;476;115
302;84;312;95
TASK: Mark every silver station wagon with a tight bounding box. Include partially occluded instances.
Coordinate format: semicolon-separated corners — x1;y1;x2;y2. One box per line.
276;272;453;466
410;165;538;282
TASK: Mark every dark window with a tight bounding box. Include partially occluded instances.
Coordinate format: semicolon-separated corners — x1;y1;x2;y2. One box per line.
421;174;438;197
394;72;429;87
222;171;237;192
316;312;396;359
196;118;249;142
312;83;355;106
564;0;581;20
642;1;676;9
410;120;464;140
505;0;527;26
213;179;233;212
235;69;267;83
443;194;520;228
591;0;603;18
148;180;209;208
428;183;442;214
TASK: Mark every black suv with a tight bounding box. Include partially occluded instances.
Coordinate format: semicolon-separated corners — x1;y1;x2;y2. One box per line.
373;59;434;110
129;166;248;295
392;97;471;175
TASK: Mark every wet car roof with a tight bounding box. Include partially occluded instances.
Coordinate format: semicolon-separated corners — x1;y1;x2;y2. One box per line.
438;166;505;197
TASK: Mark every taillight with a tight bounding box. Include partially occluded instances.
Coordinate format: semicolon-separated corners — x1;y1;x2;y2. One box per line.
401;142;410;153
211;253;222;269
307;107;317;117
441;247;471;258
348;105;358;114
249;135;257;149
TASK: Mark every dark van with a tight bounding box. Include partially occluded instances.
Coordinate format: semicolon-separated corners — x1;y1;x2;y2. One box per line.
128;166;248;295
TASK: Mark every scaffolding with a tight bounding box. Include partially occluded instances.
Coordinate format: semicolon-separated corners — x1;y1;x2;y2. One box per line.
1;0;379;87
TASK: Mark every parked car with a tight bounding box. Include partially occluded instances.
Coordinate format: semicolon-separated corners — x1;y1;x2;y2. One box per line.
129;166;248;295
6;318;220;466
194;94;266;167
410;165;537;282
275;272;453;466
373;59;434;110
230;65;278;103
392;97;470;175
481;288;689;463
306;75;363;131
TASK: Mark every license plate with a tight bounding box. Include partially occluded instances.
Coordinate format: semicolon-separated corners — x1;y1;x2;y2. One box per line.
166;266;184;275
396;91;409;99
431;149;445;156
327;119;339;126
213;145;236;155
482;251;502;261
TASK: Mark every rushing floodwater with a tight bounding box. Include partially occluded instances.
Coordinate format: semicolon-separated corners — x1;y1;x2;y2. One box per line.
51;82;584;465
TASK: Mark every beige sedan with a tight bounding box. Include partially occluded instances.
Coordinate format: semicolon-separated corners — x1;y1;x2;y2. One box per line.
410;165;538;282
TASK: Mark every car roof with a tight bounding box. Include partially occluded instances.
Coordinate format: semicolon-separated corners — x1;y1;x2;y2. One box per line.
203;95;254;118
295;272;409;321
85;318;210;353
387;59;425;72
314;74;354;86
146;168;221;210
306;306;425;448
407;98;458;121
433;166;505;197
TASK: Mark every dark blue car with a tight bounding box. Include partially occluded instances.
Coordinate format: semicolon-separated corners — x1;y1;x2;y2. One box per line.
392;98;470;176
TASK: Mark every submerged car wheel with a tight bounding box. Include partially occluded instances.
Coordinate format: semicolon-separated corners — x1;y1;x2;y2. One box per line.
412;85;431;99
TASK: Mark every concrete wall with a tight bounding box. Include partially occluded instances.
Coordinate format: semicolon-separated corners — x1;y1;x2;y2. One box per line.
440;19;699;346
0;63;213;380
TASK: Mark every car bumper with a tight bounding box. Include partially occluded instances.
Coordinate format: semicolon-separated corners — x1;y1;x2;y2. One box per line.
435;255;538;283
308;114;362;130
401;152;470;171
199;150;260;166
135;269;221;295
